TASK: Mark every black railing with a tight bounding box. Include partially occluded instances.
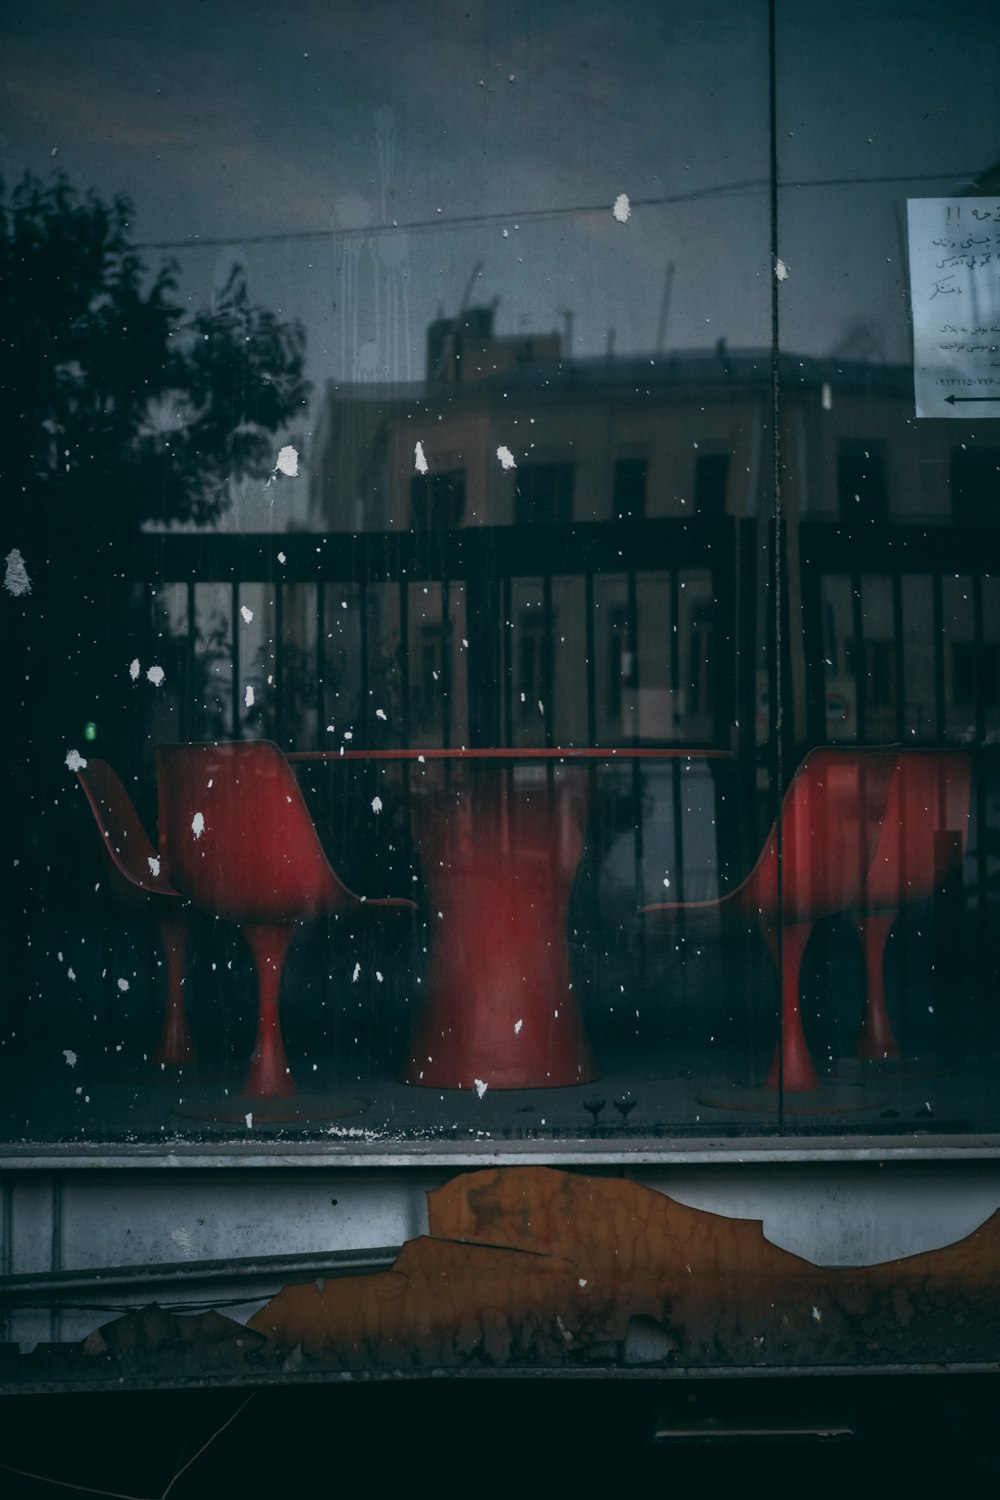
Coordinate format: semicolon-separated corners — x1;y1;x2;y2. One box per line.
139;517;747;754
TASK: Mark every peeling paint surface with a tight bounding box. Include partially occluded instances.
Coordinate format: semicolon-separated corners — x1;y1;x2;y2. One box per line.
249;1167;1000;1374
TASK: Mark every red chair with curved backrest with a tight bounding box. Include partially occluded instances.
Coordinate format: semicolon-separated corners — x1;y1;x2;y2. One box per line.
642;748;896;1092
75;759;195;1067
156;740;417;1100
852;750;972;1061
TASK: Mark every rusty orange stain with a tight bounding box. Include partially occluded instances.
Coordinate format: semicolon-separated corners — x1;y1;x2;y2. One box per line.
249;1167;1000;1370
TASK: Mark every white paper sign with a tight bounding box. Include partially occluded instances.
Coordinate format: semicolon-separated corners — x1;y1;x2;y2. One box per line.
907;197;1000;418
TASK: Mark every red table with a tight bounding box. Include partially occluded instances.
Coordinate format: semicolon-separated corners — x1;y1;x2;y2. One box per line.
290;748;730;1092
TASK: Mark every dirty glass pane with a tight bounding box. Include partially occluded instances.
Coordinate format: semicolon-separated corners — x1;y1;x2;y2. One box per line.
775;0;1000;1130
4;0;779;1149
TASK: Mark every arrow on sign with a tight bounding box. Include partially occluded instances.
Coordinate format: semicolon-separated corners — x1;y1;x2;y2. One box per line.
945;394;1000;404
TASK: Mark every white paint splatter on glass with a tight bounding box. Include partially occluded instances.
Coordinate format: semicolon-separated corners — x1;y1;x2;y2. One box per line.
4;548;31;596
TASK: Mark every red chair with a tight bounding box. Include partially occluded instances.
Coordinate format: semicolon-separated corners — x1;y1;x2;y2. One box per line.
852;750;972;1062
75;759;195;1067
156;741;416;1100
642;748;895;1092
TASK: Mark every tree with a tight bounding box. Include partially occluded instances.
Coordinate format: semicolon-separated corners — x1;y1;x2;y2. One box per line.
0;172;310;537
0;172;311;895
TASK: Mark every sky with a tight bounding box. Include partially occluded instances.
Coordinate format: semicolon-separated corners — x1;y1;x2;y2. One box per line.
3;0;999;521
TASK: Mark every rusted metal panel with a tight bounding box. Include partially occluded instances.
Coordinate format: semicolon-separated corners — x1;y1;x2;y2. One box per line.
248;1167;1000;1372
2;1166;998;1387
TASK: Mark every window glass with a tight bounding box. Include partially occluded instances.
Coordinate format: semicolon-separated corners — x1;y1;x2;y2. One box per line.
777;0;1000;1129
5;0;999;1149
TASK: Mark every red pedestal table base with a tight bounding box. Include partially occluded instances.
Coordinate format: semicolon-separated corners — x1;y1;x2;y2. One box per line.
405;784;597;1090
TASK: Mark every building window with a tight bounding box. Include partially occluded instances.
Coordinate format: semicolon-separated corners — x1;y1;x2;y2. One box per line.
953;642;1000;705
694;453;730;516
951;447;1000;524
613;457;647;520
514;462;574;525
410;469;466;529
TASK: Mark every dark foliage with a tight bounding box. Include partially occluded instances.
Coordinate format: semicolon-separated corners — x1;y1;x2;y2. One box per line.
0;171;310;539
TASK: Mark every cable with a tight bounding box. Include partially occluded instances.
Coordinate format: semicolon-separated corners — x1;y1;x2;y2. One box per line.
134;172;974;253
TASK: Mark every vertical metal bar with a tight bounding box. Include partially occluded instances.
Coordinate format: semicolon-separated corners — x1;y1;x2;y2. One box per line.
628;567;645;916
359;575;371;743
441;578;452;750
627;567;641;750
972;572;988;972
737;520;759;874
274;582;286;743
851;570;867;742
316;580;327;736
503;574;514;747
973;573;986;747
541;571;555;750
584;570;601;1008
669;573;685;902
892;570;906;743
769;0;784;1129
585;571;597;748
799;533;826;747
231;580;241;740
398;572;411;748
668;568;680;741
933;572;946;739
185;580;196;741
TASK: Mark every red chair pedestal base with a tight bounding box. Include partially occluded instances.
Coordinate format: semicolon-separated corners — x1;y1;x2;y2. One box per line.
152;913;196;1067
241;924;297;1100
852;913;901;1062
764;923;822;1093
